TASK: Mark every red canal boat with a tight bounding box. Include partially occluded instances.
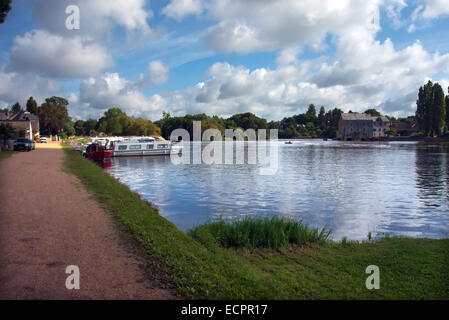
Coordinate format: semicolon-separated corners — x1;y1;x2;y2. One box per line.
84;143;112;162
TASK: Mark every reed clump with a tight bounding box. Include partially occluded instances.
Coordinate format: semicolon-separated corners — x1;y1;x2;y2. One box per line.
190;216;332;249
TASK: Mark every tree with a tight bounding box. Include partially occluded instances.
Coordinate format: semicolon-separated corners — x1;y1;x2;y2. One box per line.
445;87;449;132
26;96;38;114
0;0;11;24
64;118;76;137
0;123;16;144
38;103;68;135
74;120;85;136
306;104;317;117
318;106;326;127
416;81;434;136
10;102;22;114
45;96;69;115
97;108;126;135
430;83;445;136
83;119;98;136
162;111;171;120
364;108;381;117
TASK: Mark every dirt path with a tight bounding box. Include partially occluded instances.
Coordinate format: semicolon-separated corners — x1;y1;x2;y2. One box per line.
0;143;174;299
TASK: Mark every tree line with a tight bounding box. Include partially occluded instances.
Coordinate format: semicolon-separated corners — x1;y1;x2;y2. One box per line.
2;80;448;141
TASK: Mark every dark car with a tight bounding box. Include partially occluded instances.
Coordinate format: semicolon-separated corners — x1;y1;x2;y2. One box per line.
13;138;35;152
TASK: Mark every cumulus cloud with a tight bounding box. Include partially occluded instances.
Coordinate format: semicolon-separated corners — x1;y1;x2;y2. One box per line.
71;73;167;120
33;0;153;38
7;30;114;78
421;0;449;19
162;0;203;21
203;0;388;53
0;66;62;108
160;30;449;120
147;60;170;86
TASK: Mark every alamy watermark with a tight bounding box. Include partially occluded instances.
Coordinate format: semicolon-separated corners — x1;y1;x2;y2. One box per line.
365;265;380;290
65;265;80;290
169;121;279;176
65;5;80;30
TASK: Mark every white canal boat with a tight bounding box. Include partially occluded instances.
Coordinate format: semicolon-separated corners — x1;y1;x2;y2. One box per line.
109;137;182;157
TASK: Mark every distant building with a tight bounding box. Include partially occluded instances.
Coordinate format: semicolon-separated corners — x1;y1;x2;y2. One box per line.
338;113;391;140
0;110;40;141
393;121;418;136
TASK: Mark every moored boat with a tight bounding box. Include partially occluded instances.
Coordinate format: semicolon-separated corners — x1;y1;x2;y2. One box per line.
84;143;112;161
109;137;182;157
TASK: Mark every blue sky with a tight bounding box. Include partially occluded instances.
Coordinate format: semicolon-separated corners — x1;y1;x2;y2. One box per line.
1;0;449;121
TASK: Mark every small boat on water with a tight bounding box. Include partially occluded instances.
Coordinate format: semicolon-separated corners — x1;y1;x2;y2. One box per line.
84;143;112;161
109;136;182;157
285;141;293;145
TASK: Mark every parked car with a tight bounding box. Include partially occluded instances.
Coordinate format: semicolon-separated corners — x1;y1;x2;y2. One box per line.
13;138;35;152
40;137;47;143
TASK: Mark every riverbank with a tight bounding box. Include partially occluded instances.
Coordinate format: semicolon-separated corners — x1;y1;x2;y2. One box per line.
63;147;449;299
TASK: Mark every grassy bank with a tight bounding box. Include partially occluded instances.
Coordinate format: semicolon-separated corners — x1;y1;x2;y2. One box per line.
63;147;449;299
0;151;16;161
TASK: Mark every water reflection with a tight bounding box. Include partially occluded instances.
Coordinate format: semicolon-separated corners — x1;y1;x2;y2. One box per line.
104;141;449;240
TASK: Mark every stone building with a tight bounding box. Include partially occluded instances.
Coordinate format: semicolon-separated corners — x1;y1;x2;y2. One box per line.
338;113;391;140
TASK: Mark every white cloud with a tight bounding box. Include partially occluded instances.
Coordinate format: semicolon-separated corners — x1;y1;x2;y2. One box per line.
127;60;170;91
34;0;153;38
422;0;449;19
408;0;449;31
162;0;203;21
148;60;170;86
7;30;114;78
159;31;449;120
203;0;387;53
72;73;167;120
0;66;62;108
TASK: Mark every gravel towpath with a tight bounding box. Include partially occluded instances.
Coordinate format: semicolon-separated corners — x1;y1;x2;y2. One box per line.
0;143;174;299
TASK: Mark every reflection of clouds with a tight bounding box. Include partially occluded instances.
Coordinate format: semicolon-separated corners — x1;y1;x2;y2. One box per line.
105;141;449;239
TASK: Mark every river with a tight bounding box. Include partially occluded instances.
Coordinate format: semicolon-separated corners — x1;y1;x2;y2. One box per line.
104;140;449;240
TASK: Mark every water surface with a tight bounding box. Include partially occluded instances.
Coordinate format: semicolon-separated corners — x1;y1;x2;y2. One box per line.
104;140;449;240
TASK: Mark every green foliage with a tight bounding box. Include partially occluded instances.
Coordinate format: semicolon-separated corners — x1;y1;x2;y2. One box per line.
10;102;22;114
38;102;68;135
364;108;381;117
416;81;446;137
190;217;331;249
72;108;162;137
276;107;342;139
431;83;446;136
45;96;69;115
26;97;38;115
306;104;317;117
64;118;76;137
0;0;11;24
385;128;396;136
0;122;16;142
445;87;449;132
84;119;98;136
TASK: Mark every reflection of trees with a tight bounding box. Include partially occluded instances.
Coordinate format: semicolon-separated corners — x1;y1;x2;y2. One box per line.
446;146;449;202
415;145;447;205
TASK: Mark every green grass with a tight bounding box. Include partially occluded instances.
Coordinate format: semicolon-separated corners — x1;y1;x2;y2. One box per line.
0;151;17;161
189;217;331;249
62;147;449;299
